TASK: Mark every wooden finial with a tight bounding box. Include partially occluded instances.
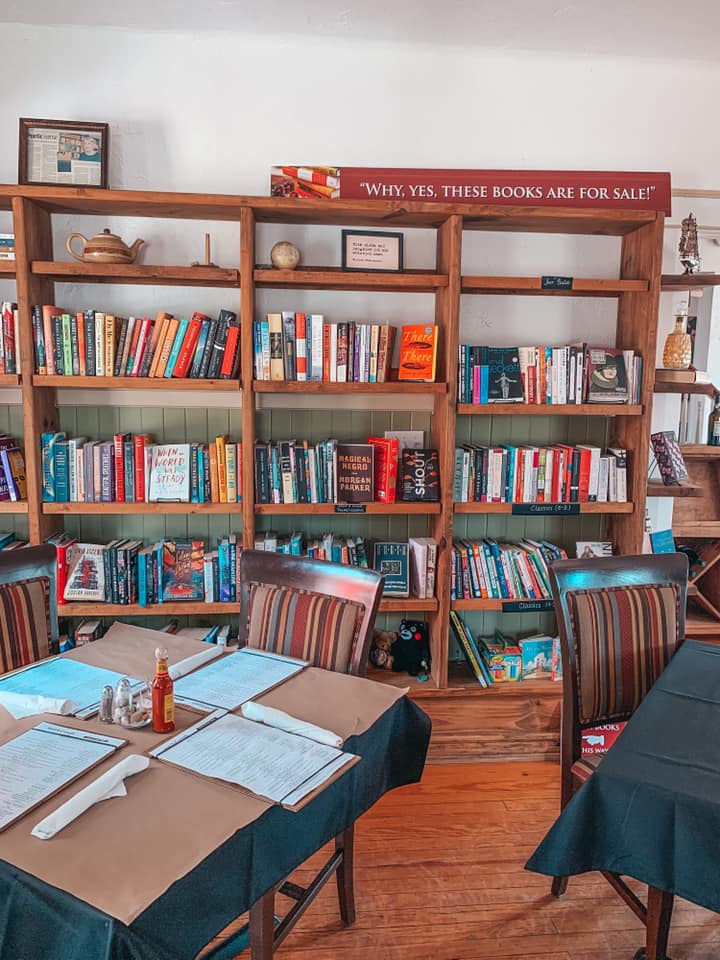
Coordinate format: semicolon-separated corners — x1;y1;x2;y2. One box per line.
191;232;218;268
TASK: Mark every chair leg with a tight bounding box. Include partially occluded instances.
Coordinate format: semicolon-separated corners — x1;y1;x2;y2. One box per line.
249;889;276;960
551;766;576;898
645;885;674;960
335;823;356;926
551;875;569;897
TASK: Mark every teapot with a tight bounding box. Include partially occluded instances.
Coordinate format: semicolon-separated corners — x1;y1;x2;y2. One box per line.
66;228;144;264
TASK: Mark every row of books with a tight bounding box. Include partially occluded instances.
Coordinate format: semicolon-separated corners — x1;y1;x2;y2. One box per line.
32;305;240;380
451;538;568;601
0;437;26;501
458;344;642;405
454;444;628;504
253;531;438;599
450;614;562;686
52;534;241;605
254;438;439;504
0;532;29;551
271;166;340;200
0;303;18;375
0;235;14;260
41;433;242;504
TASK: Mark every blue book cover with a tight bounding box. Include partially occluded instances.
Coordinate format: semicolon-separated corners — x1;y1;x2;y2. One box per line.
53;442;69;503
488;541;510;598
217;541;232;602
519;636;554;679
480;364;489;403
163;318;189;378
41;431;66;502
651;529;676;554
373;541;409;597
189;321;210;379
252;322;262;379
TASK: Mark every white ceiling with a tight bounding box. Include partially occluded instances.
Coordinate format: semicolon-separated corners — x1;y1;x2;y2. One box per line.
2;0;720;60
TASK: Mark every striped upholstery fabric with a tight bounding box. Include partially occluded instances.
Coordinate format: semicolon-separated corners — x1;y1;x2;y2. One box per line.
567;583;681;725
571;752;605;782
0;576;52;675
245;582;364;672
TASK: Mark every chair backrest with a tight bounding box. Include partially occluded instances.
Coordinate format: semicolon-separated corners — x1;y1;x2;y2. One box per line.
0;545;58;675
239;550;384;677
550;553;688;763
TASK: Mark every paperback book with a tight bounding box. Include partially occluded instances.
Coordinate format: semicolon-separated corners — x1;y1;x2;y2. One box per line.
336;443;374;503
398;324;438;382
63;543;106;601
160;540;205;601
148;444;192;502
373;542;409;597
486;347;524;403
400;449;440;502
585;347;628;403
650;430;689;485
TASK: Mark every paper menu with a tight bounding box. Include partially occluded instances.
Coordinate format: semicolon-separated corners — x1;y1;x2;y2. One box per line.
0;658;141;716
0;723;126;831
150;711;356;808
173;648;306;712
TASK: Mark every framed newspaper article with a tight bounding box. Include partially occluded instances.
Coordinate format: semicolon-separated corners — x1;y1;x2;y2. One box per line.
18;118;109;188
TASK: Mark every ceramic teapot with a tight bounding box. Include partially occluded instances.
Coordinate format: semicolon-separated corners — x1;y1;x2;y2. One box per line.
66;228;144;264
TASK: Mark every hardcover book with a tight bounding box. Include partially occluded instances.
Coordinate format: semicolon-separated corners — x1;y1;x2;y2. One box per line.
160;539;205;601
519;635;554;679
373;541;409;597
398;324;438;382
575;541;613;559
148;444;192;502
63;543;106;602
336;443;374;503
586;347;629;403
485;346;524;403
650;430;688;485
400;449;440;502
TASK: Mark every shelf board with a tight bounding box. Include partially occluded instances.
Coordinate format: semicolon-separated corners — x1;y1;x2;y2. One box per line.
679;444;720;460
654;381;716;398
452;598;554;612
685;612;720;639
0;261;15;278
254;380;445;395
31;261;240;287
33;375;241;391
647;480;704;498
43;502;240;515
661;273;720;291
379;598;438;613
58;601;236;617
675;522;720;539
454;501;633;514
255;502;440;515
461;276;648;297
0;374;20;386
457;403;642;416
254;266;447;293
0;500;28;513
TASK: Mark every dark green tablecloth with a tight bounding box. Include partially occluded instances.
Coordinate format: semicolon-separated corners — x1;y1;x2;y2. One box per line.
526;639;720;912
0;696;430;960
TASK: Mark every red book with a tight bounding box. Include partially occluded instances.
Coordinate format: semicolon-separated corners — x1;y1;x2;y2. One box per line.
172;318;203;378
220;322;240;378
133;434;151;502
113;433;130;501
367;436;399;503
577;447;592;502
76;311;87;376
55;540;76;605
295;313;307;380
130;318;152;376
322;324;331;381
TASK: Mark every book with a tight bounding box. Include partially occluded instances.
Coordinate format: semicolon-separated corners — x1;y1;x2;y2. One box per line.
63;543;106;601
449;610;487;686
373;542;409;597
586;347;628;403
160;539;205;601
486;346;524;403
408;536;437;599
575;541;613;558
400;449;440;502
367;436;399;503
0;448;27;501
650;430;689;485
148;444;192;502
267;313;284;380
519;635;554;679
336;443;374;503
651;529;676;554
398;324;438;382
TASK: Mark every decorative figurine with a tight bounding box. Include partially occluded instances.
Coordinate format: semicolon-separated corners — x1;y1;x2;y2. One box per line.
679;212;701;274
66;228;144;264
662;301;693;370
270;240;301;270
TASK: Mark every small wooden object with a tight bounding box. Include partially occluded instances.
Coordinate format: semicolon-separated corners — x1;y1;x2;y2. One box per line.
191;233;217;268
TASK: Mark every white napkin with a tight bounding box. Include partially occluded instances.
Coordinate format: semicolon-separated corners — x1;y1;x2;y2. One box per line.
31;755;149;840
0;691;78;719
169;645;224;681
241;701;343;748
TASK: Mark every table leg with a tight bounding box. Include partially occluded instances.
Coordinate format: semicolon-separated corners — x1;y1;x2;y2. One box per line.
249;889;276;960
645;885;674;960
335;823;356;926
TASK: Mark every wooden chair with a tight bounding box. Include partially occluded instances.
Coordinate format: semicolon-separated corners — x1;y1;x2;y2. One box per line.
0;545;58;674
549;553;688;958
207;550;384;959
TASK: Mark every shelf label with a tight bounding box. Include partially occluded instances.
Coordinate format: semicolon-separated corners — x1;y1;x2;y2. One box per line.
541;275;573;290
503;600;555;612
334;503;367;514
511;503;580;516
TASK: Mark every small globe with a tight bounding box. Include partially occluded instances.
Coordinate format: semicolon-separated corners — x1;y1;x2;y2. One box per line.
271;241;301;270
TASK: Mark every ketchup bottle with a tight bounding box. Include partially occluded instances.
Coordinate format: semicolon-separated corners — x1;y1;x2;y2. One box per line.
152;646;175;733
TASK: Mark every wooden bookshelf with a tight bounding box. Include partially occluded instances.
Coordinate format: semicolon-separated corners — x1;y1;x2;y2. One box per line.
452;599;555;612
255;502;441;516
457;403;642;416
454;501;634;514
33;375;241;391
661;273;720;291
0;500;28;513
379;598;438;613
461;276;648;297
57;601;234;617
0;262;15;278
254;380;446;395
654;380;716;398
31;262;240;287
647;480;704;498
254;266;447;293
0;374;20;387
43;502;240;515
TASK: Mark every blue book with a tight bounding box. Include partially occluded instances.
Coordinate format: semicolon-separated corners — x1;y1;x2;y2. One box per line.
651;529;676;554
189;321;210;379
217;541;232;602
41;432;66;502
53;442;70;502
372;542;409;598
253;322;262;378
163;319;189;378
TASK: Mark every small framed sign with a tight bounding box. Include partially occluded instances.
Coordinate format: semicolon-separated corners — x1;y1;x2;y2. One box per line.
341;229;403;273
18;118;109;189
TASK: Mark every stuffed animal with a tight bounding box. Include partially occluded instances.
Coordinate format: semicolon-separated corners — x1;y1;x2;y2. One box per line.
369;629;396;670
369;622;431;676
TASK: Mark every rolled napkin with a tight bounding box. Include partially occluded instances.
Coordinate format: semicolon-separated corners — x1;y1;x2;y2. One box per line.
0;691;78;719
241;701;343;748
169;644;224;681
32;754;150;840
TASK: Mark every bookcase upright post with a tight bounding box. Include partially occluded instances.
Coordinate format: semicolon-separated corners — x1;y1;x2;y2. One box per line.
240;206;256;549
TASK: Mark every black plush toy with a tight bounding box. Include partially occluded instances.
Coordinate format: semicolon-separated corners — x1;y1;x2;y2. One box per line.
370;620;431;676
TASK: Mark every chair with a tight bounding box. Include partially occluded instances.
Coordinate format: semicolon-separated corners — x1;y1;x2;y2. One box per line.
0;545;58;674
208;550;384;959
549;553;688;953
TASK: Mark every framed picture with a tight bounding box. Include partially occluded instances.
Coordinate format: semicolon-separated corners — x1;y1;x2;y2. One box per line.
341;229;403;273
18;118;109;189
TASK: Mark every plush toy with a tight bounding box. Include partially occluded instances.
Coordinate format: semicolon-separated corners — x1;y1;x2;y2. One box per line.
369;622;431;676
369;629;397;670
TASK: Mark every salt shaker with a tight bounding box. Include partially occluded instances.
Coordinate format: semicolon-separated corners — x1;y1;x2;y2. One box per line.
99;684;114;723
113;677;133;724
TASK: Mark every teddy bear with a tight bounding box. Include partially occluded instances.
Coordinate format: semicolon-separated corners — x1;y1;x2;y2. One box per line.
369;629;396;670
370;621;431;676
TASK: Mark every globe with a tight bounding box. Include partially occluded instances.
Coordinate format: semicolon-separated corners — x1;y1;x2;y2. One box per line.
270;241;301;270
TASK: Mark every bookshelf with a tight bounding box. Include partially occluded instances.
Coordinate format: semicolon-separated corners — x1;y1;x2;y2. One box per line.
0;184;666;703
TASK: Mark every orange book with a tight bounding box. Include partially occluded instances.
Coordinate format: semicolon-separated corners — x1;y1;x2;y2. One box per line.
76;311;86;376
208;442;219;502
215;435;228;503
398;324;437;382
42;305;60;376
104;314;117;375
153;317;179;378
146;312;172;378
172;317;202;378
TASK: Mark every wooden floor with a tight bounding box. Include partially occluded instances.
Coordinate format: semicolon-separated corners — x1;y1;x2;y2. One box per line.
212;762;720;960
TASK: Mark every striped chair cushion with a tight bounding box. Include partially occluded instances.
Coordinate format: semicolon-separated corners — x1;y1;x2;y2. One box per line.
0;576;51;675
571;752;605;782
245;582;364;673
567;583;681;725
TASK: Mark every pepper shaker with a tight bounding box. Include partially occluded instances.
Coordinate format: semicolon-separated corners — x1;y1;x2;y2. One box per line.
99;684;114;723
